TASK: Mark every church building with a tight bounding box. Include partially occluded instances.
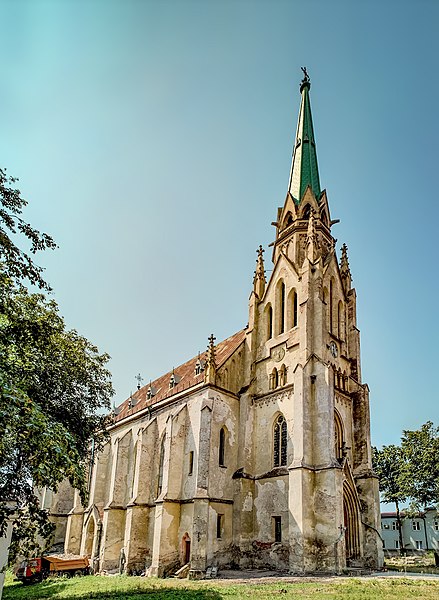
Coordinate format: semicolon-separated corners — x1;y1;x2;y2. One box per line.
46;71;383;576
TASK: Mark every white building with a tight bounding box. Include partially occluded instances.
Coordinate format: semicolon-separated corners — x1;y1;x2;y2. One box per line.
381;509;439;554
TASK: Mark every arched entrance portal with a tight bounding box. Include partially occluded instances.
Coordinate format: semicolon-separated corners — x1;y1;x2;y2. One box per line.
343;481;361;564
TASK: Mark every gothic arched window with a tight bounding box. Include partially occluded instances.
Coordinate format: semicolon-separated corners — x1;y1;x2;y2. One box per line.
338;301;345;340
266;304;273;340
270;367;278;390
279;364;287;387
288;289;298;329
334;410;344;462
329;279;334;334
276;280;286;335
302;204;311;219
219;427;226;467
157;435;166;496
273;415;287;467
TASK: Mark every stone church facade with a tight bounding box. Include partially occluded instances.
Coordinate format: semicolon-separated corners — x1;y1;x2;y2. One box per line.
46;72;383;576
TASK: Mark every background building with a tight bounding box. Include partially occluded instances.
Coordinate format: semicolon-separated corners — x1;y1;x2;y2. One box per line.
381;509;439;554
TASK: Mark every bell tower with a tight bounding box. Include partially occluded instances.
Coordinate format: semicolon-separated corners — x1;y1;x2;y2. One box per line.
240;69;383;573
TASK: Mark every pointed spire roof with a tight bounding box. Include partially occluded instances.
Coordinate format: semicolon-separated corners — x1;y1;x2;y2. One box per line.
288;68;321;205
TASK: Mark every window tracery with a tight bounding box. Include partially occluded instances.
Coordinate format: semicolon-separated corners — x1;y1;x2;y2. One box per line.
274;414;287;467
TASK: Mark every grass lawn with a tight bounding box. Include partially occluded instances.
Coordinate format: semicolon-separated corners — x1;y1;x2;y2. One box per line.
3;572;439;600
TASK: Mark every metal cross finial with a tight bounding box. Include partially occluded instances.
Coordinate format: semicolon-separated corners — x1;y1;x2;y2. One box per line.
301;66;310;81
208;333;216;347
257;244;265;258
135;373;143;390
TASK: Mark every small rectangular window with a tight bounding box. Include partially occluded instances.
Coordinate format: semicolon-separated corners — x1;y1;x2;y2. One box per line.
382;540;385;549
188;451;194;475
273;516;282;542
412;521;420;531
216;514;223;539
395;540;399;549
434;521;439;531
416;540;423;550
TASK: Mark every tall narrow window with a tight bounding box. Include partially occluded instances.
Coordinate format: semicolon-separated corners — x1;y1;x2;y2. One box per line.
219;427;226;467
280;282;285;334
337;300;345;340
329;280;333;333
216;514;224;539
157;436;166;496
273;516;282;542
293;290;298;327
334;409;344;462
270;368;278;390
279;364;287;387
267;305;273;340
274;415;287;467
188;451;194;475
287;289;298;330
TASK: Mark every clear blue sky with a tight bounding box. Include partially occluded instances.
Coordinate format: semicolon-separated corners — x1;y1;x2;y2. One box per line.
1;0;438;451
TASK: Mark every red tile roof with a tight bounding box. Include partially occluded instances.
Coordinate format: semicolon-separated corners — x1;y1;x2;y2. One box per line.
113;329;246;424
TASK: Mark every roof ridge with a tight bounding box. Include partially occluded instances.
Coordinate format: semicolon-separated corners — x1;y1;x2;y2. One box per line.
113;328;246;422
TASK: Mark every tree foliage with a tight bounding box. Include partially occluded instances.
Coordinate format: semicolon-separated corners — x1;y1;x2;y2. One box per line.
0;168;56;290
0;283;114;557
401;421;439;511
372;444;406;553
373;423;439;554
372;445;407;506
0;169;114;559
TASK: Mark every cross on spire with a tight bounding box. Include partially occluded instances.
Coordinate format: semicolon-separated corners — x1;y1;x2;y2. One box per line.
135;373;143;390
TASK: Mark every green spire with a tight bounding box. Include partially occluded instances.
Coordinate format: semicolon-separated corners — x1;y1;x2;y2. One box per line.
288;68;321;205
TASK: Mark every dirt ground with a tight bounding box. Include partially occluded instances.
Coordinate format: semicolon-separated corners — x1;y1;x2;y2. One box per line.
213;569;439;584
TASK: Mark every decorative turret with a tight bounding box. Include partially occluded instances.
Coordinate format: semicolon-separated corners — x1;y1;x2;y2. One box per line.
253;245;266;299
288;67;321;205
340;243;352;292
204;334;217;385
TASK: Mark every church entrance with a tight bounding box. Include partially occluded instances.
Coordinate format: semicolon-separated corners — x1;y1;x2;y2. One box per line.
181;533;191;565
343;482;361;564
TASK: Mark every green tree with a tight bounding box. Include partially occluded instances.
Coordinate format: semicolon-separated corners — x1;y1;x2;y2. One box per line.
0;168;56;291
400;421;439;551
0;170;113;559
372;445;407;554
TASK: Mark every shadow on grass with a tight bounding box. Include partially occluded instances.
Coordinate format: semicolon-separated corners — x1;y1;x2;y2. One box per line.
3;579;224;600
